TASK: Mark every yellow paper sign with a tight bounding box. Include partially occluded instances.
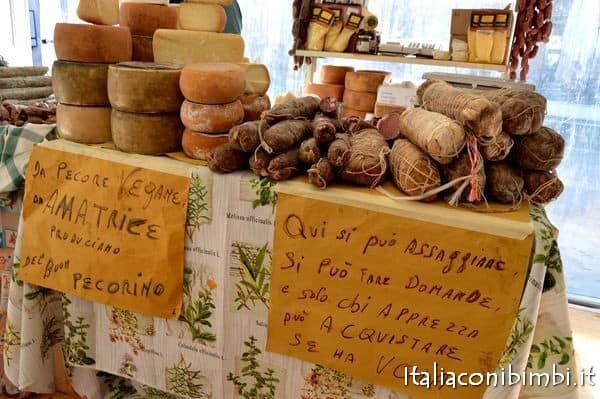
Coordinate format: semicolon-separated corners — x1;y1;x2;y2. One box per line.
267;193;533;399
18;144;190;319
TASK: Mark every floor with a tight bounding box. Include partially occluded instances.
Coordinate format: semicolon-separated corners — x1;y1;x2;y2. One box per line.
14;306;600;399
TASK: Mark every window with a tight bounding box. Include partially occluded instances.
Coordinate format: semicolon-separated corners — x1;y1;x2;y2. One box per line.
241;0;599;303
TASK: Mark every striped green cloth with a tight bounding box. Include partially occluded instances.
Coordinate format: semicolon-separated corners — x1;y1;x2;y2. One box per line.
0;124;56;195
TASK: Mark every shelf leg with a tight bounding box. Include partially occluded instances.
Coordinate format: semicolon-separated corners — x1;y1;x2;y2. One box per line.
303;56;317;86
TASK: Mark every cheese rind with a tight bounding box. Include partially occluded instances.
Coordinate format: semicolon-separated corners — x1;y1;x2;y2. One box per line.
153;29;244;65
77;0;119;25
57;104;112;144
237;63;270;94
177;3;226;32
180;63;245;104
54;23;132;63
52;61;110;106
320;65;354;85
131;35;154;62
182;129;229;160
304;82;345;101
345;70;392;93
111;110;183;155
240;94;271;121
186;0;232;4
343;89;377;112
119;3;178;37
180;100;244;133
108;62;183;113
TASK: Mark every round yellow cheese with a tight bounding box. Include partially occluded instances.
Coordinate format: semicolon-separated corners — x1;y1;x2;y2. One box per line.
345;70;392;93
52;60;110;106
343;89;377;112
180;63;245;104
111;110;183;155
108;62;183;113
57;104;112;144
153;29;244;65
180;99;244;133
177;3;226;32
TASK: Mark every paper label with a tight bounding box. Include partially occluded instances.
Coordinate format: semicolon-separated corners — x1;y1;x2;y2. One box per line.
267;193;533;399
18;145;190;319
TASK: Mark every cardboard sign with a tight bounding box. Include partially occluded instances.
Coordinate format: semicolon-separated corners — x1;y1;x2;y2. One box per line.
18;144;190;319
267;193;533;399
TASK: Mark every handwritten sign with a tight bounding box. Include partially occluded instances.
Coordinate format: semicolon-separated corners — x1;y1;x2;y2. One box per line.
267;193;533;399
18;144;190;319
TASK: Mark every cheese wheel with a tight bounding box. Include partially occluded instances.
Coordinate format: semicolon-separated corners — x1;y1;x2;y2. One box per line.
341;106;367;120
237;63;270;95
132;35;154;62
153;29;244;65
180;100;244;133
180;63;245;104
121;0;169;4
119;3;178;37
77;0;119;25
182;129;228;160
111;110;183;155
304;83;345;101
240;94;271;122
108;62;183;113
320;65;354;85
52;61;109;106
186;0;232;4
177;3;226;32
57;104;112;144
343;89;377;112
374;103;407;118
345;70;392;93
54;23;132;63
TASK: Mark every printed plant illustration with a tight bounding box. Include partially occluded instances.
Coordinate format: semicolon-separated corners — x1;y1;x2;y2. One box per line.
10;260;23;287
98;371;137;399
40;315;63;359
227;336;279;399
530;205;563;292
25;286;55;314
166;354;211;398
118;352;137;378
186;174;211;238
62;295;95;366
250;177;278;212
179;266;217;345
527;335;573;370
301;364;375;399
232;242;271;311
135;386;183;399
109;307;146;355
3;321;21;367
499;308;534;366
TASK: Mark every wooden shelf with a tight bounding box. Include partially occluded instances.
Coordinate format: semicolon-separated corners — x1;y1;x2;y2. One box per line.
296;50;507;72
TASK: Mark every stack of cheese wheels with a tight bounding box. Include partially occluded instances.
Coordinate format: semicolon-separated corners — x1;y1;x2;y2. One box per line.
108;62;184;155
343;70;391;119
237;63;272;123
180;63;247;160
153;0;245;65
304;65;353;102
119;0;178;62
52;11;131;144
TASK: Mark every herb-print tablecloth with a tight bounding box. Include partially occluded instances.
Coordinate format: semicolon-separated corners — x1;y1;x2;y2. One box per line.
1;164;579;398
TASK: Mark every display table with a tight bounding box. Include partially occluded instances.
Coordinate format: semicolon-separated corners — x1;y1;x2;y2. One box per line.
1;140;578;399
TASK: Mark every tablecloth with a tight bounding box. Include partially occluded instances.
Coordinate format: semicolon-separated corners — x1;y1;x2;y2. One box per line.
1;156;579;399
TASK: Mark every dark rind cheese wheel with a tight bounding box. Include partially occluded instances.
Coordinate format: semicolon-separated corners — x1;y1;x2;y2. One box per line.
180;99;244;133
132;35;154;62
180;63;246;104
343;89;377;112
52;61;110;106
54;23;132;63
119;3;178;37
239;94;271;121
182;129;229;160
345;70;392;93
57;104;112;144
320;65;355;85
304;82;345;102
108;62;183;113
111;109;183;155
